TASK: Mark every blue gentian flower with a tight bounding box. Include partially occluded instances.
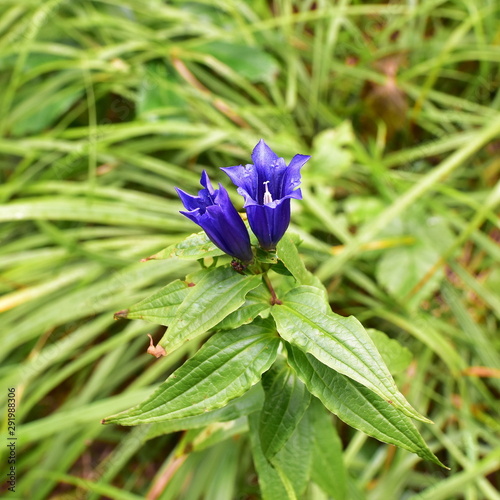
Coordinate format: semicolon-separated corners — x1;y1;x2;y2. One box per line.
222;140;310;250
176;171;253;262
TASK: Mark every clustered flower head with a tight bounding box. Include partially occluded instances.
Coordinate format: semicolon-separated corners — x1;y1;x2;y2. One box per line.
176;140;310;262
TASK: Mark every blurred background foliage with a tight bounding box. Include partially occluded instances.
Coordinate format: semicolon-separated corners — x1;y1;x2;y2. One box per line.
0;0;499;498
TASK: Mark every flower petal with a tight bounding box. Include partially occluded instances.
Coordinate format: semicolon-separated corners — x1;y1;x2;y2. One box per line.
176;188;204;212
176;173;253;262
221;165;257;201
251;139;279;168
200;170;216;195
281;154;310;196
246;199;292;250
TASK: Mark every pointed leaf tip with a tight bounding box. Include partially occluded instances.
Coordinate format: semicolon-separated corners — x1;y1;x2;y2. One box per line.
114;309;129;320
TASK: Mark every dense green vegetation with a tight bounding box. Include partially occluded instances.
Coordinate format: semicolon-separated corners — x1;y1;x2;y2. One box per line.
0;0;499;498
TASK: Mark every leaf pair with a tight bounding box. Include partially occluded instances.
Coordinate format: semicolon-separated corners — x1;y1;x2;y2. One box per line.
118;265;264;354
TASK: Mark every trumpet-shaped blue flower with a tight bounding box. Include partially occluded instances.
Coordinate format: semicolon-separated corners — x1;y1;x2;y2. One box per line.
222;139;310;250
176;171;253;262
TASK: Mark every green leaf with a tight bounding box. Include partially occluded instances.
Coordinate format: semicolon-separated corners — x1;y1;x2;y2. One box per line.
271;403;313;500
137;62;188;120
117;279;190;325
159;266;262;353
268;260;293;277
310;124;354;179
368;329;413;375
271;285;430;423
150;231;225;260
0;198;187;229
259;358;311;459
216;284;271;330
105;319;280;425
255;246;279;264
11;89;84;137
250;405;313;500
344;196;386;226
376;243;440;300
144;384;264;440
195;41;279;83
276;234;323;289
310;398;347;500
286;345;445;467
249;412;291;500
376;210;454;308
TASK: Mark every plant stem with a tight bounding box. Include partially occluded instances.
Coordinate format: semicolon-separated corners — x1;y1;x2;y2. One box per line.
263;273;282;305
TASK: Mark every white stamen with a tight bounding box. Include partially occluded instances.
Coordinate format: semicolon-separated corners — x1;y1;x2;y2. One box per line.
263;181;273;204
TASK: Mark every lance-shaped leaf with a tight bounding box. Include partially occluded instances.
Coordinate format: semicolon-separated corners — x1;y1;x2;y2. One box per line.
259;358;311;458
159;266;262;352
144;384;264;440
286;345;445;467
104;319;280;425
116;279;190;325
248;412;290;500
276;233;323;289
149;231;225;260
249;407;313;500
309;398;347;500
270;403;313;499
272;286;430;423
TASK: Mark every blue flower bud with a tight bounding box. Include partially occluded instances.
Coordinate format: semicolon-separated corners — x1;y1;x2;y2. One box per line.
176;171;253;262
222;140;310;250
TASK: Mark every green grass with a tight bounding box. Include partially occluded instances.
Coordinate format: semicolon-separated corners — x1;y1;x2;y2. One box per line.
1;0;499;498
